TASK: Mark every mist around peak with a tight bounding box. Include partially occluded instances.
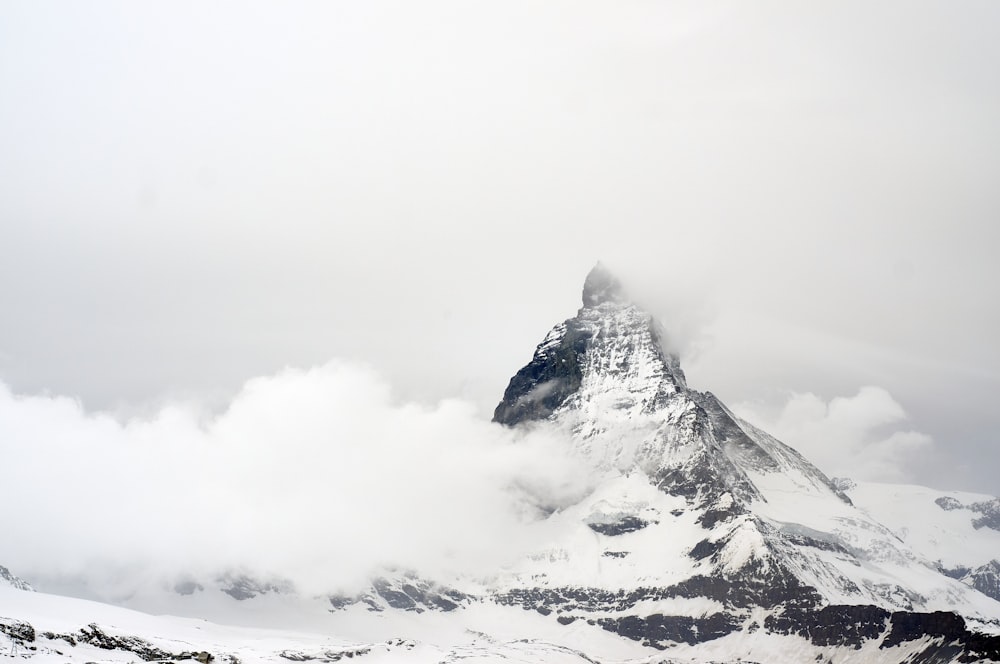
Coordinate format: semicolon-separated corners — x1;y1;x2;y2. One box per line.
0;362;599;600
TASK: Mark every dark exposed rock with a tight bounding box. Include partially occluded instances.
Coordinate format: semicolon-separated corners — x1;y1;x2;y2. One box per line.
77;623;169;659
665;567;821;611
882;611;966;649
970;498;1000;532
41;630;77;646
935;496;964;512
963;560;1000;602
587;516;651;536
939;564;970;580
933;495;1000;531
495;563;820;616
217;573;293;600
765;605;890;647
75;623;196;662
602;551;629;559
0;618;35;643
764;605;1000;661
492;320;592;426
327;594;359;611
330;575;467;613
831;477;857;492
374;578;418;611
689;538;725;561
597;612;739;648
697;505;743;530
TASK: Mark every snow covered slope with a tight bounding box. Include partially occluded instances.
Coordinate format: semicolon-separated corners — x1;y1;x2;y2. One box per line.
844;480;1000;604
4;582;1000;664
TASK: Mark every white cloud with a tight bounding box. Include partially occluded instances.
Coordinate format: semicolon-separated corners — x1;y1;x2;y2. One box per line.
0;362;595;598
733;386;933;483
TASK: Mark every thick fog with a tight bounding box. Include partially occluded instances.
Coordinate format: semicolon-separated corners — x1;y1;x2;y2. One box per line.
0;363;596;597
1;0;998;577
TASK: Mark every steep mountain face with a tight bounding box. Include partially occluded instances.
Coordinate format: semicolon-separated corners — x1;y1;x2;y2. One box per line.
486;264;1000;658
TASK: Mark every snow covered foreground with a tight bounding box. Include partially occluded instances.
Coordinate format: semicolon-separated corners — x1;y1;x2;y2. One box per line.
2;584;990;664
1;583;605;664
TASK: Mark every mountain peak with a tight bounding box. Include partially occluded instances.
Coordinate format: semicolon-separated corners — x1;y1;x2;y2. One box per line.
494;264;686;427
582;262;626;307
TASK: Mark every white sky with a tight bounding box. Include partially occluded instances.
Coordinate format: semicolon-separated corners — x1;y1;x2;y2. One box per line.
1;1;999;501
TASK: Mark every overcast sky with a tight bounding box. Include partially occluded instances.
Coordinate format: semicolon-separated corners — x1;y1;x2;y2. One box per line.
2;1;999;504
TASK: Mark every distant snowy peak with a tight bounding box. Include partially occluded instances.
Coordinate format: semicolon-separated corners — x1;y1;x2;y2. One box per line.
0;564;33;592
845;480;1000;603
167;570;295;601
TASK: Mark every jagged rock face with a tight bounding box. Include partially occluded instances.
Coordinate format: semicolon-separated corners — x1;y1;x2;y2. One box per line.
0;564;34;591
328;574;469;613
935;495;1000;532
972;499;1000;531
492;320;591;426
0;618;35;644
965;560;1000;602
215;572;293;600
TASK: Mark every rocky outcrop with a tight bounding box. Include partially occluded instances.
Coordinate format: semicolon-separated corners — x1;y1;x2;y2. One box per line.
216;572;293;600
328;573;469;613
0;564;33;591
963;560;1000;602
22;622;215;662
765;605;1000;660
492;320;591;426
970;498;1000;532
0;618;35;644
933;495;1000;532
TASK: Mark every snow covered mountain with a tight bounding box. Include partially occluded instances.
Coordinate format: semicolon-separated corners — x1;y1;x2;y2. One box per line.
480;264;1000;655
3;264;1000;663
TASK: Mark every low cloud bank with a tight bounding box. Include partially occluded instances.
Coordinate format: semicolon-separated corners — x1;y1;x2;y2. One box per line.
734;386;933;483
0;361;595;598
